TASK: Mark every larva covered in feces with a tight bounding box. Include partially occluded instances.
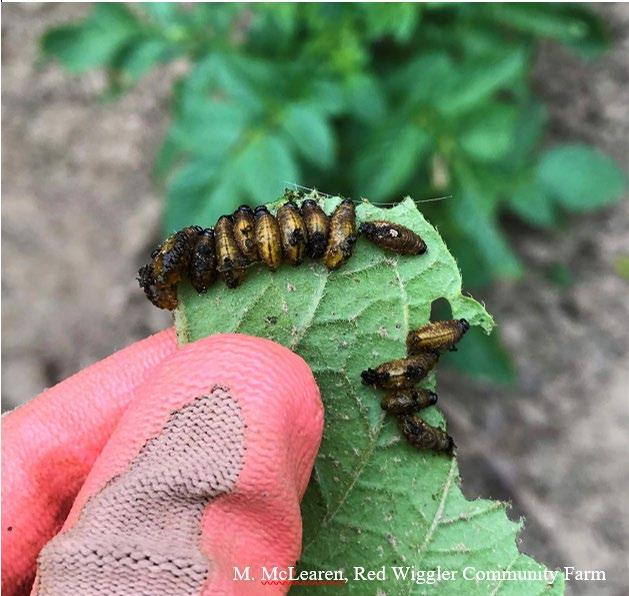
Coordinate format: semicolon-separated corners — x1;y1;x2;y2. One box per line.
323;199;357;270
398;414;455;455
189;228;217;294
232;205;259;263
276;201;307;266
360;352;440;390
301;199;330;259
359;220;427;255
137;264;179;310
151;226;201;287
380;388;438;415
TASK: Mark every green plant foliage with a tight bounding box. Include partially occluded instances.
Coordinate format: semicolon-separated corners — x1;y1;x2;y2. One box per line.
537;144;626;212
41;3;626;383
176;197;563;594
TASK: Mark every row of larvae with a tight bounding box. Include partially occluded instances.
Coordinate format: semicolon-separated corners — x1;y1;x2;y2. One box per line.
361;318;470;455
138;195;427;310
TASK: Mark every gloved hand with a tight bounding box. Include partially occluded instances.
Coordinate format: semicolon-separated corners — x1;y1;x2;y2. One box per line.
2;330;323;595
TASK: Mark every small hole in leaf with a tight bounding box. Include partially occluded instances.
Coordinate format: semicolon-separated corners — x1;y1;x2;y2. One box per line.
430;297;452;322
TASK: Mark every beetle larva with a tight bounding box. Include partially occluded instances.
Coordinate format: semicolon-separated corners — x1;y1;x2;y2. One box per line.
214;215;247;288
359;220;427;255
151;226;201;287
232;205;259;263
253;205;283;271
189;228;217;293
406;319;470;354
361;352;439;390
137;264;179;310
380;388;438;415
323;199;357;270
301;199;330;259
277;201;307;266
398;414;455;454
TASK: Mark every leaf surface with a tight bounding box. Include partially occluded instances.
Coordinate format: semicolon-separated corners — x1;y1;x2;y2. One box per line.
176;197;563;594
537;144;626;212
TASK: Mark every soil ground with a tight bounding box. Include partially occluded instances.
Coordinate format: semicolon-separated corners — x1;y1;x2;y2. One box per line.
2;4;628;594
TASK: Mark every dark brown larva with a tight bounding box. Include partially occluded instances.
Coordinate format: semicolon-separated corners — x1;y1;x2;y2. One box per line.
137;264;178;310
214;215;247;289
359;220;427;255
406;319;470;354
151;226;201;287
323;199;357;270
380;388;438;415
232;205;259;263
301;199;330;259
398;414;455;454
277;201;307;266
253;205;283;271
361;352;439;390
189;228;217;294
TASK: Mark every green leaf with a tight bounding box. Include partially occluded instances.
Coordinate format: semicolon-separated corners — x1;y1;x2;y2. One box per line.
170;100;246;160
196;170;244;227
445;327;516;385
354;125;432;201
508;179;556;228
41;4;141;73
486;4;609;58
448;182;523;280
112;38;173;82
459;105;519;163
508;99;547;168
343;74;386;123
281;104;336;168
238;135;299;203
163;160;216;233
357;3;421;42
388;52;456;106
438;49;528;116
537;144;626;212
176;196;562;594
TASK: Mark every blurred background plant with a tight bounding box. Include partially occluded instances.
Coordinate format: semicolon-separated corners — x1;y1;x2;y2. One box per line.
40;2;626;383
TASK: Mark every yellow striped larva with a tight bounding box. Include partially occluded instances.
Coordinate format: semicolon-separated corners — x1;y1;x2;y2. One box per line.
253;205;283;271
214;215;247;288
277;201;307;266
232;205;259;263
406;319;470;354
323;199;357;270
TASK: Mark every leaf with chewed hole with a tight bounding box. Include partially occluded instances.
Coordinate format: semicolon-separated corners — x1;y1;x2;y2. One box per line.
176;196;563;594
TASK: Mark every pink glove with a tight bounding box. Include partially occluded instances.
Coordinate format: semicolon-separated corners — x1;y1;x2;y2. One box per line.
2;330;323;595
